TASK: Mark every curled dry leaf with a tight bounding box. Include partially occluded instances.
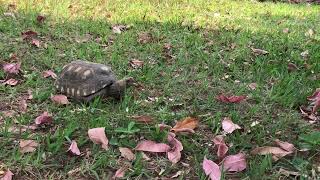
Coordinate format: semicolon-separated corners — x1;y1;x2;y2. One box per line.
68;140;81;156
3;63;21;74
119;147;135;161
212;135;228;158
171;171;183;178
216;94;246;103
36;15;46;23
299;107;318;121
21;30;38;40
135;140;170;153
35;111;53;125
251;48;269;55
1;170;14;180
222;153;247;172
129;59;144;69
157;123;172;131
2;79;18;86
51;95;69;105
307;88;320;113
88;127;109;150
171;117;198;133
112;166;127;179
42;70;57;79
202;157;221;180
251;146;292;161
20;140;38;153
167;133;183;164
274;139;295;152
222;117;241;134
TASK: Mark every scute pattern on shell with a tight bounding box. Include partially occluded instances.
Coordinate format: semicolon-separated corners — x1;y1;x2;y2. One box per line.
55;60;116;98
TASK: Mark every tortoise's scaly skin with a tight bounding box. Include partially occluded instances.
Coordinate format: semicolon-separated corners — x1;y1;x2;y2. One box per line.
55;60;124;102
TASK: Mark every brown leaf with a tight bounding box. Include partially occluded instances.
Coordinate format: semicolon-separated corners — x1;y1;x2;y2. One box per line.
129;59;144;69
171;117;198;133
36;15;46;23
51;95;69;105
138;32;152;44
251;48;269;55
119;147;135;161
216;94;246;103
251;146;292;161
287;63;298;72
20;140;38;153
131;115;153;124
21;30;38;40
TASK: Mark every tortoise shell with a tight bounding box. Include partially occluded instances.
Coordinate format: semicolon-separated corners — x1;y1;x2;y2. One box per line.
54;60;116;98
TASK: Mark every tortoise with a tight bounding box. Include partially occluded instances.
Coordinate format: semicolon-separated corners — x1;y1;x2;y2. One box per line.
54;60;134;102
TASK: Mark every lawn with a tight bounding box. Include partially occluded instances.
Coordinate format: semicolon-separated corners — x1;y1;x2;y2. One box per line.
0;0;320;179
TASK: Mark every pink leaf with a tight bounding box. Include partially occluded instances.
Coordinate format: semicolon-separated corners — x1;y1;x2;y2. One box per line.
216;94;246;103
167;132;183;164
2;79;18;86
1;170;14;180
31;39;40;47
274;139;295;152
19;140;38;153
51;95;69;105
222;117;241;134
35;111;53;125
42;70;57;79
212;135;228;158
88;127;108;150
157;123;172;131
222;153;247;172
135;140;170;153
68;140;81;156
119;147;135;161
3;63;21;74
202;157;221;180
112;166;127;179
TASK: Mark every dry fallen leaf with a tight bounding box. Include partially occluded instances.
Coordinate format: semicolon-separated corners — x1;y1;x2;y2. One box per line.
135;140;170;153
283;28;289;33
36;15;46;24
216;94;246;103
3;63;21;74
18;99;27;113
42;70;57;79
2;79;18;86
212;135;228;158
68;140;81;156
20;140;38;153
274;139;295;152
129;59;144;69
222;117;241;134
1;170;14;180
35;111;52;125
112;166;127;179
3;12;15;18
222;153;247;172
171;117;198;133
31;39;40;47
299;106;318;121
167;133;183;164
251;146;292;161
305;29;314;37
248;83;257;90
278;168;300;177
287;63;298;72
202;157;221;180
157;123;173;131
88;127;109;150
171;171;183;178
137;32;153;44
21;30;38;40
119;147;135;161
112;25;128;34
131;115;153;124
251;48;269;55
300;50;309;59
51;95;69;105
307;88;320;113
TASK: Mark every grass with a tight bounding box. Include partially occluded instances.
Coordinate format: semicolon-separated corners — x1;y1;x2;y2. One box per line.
0;0;320;179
